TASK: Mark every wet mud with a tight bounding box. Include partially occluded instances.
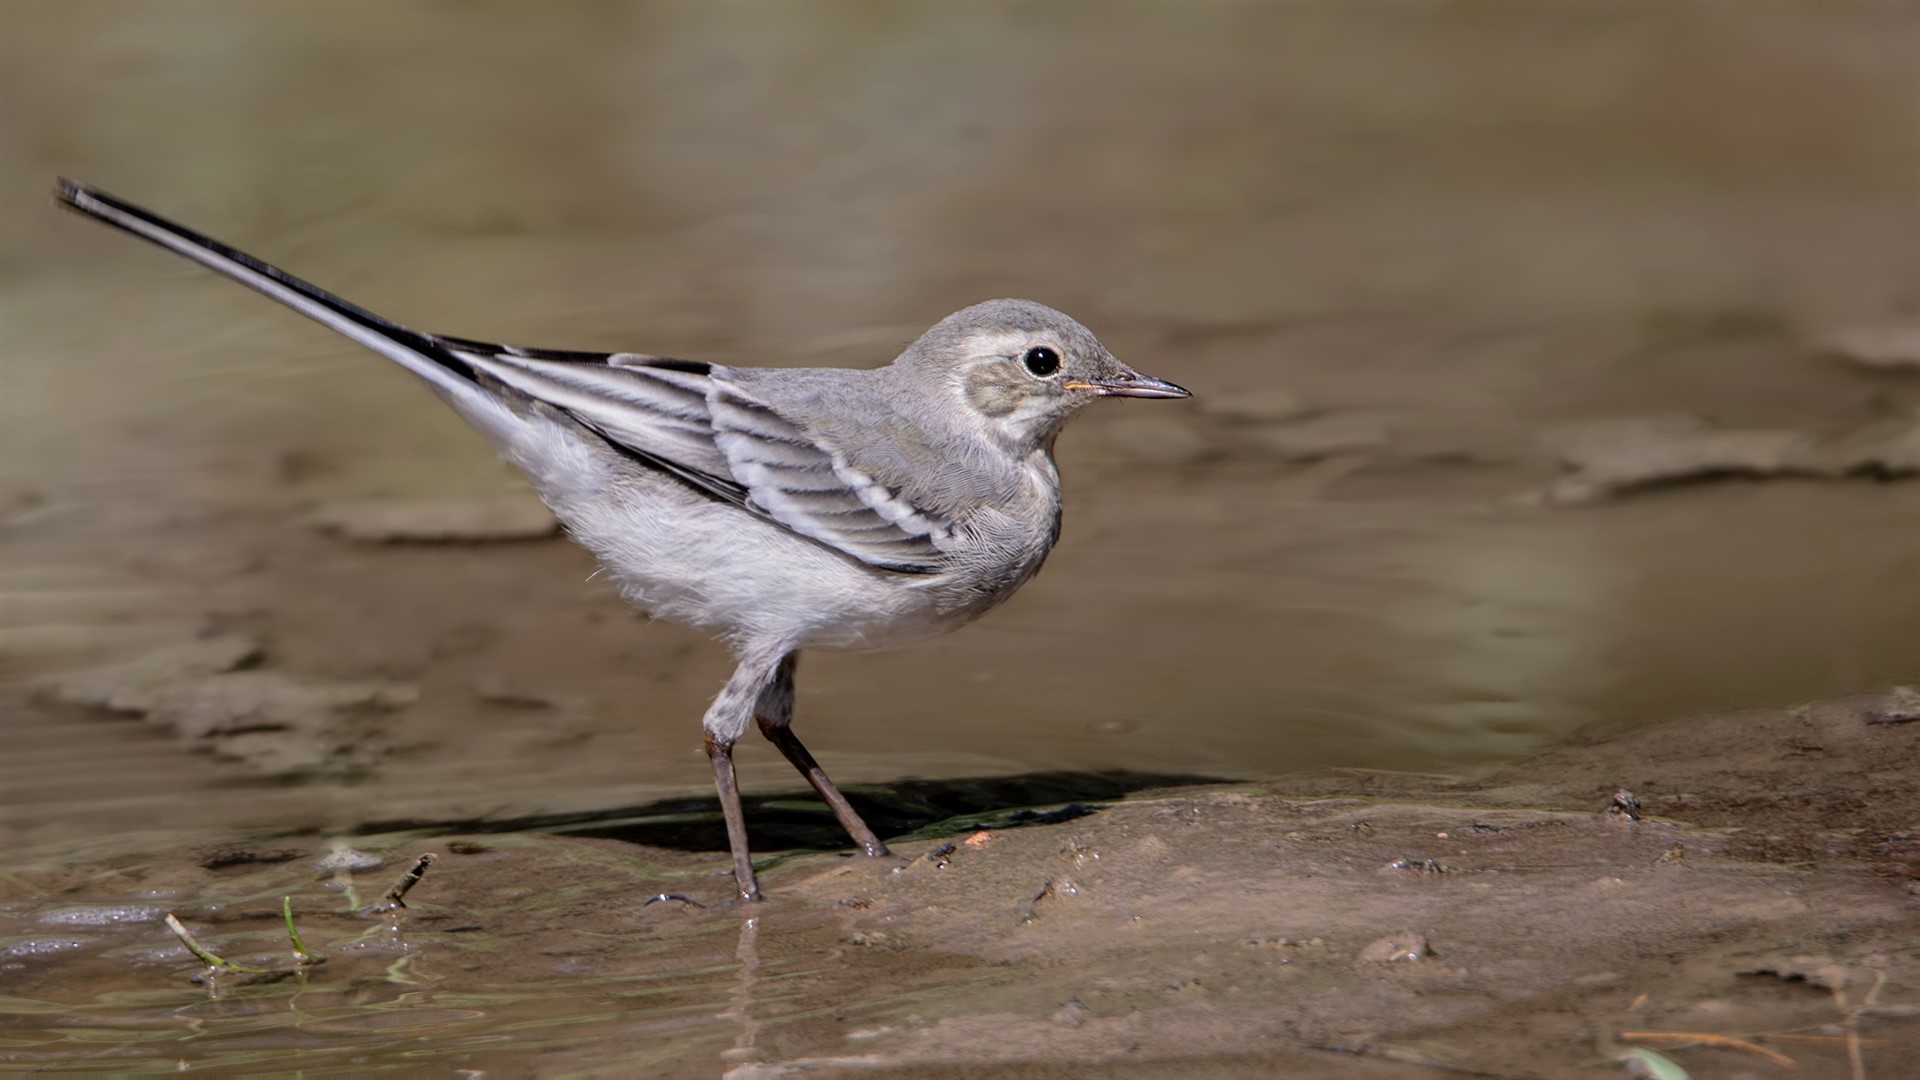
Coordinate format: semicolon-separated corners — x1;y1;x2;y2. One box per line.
3;694;1917;1076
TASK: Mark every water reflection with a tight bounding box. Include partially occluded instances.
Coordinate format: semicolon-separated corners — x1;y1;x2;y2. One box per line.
720;915;762;1074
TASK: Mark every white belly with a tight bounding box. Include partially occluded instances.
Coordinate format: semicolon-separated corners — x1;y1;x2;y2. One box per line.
505;413;1056;654
560;474;1000;652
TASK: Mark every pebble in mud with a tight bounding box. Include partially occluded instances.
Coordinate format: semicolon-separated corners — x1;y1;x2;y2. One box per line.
1051;997;1089;1028
1059;838;1100;868
1357;932;1431;965
1246;936;1325;967
1018;875;1085;924
1606;790;1642;820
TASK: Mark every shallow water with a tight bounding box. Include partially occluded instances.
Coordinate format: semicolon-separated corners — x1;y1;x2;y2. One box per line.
0;830;1016;1076
3;1;1918;1073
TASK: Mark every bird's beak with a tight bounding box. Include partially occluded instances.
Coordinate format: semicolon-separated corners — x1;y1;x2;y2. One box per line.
1063;372;1192;399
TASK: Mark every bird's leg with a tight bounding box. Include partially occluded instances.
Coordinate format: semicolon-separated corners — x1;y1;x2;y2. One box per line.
704;734;758;902
753;652;892;858
703;649;788;903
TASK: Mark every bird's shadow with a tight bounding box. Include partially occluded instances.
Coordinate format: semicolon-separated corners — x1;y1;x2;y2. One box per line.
358;770;1221;854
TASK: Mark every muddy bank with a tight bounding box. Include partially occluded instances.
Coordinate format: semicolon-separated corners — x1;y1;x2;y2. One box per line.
2;692;1914;1077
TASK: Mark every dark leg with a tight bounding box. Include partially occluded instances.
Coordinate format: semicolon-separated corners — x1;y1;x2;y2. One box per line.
706;734;760;902
703;648;789;904
754;653;892;858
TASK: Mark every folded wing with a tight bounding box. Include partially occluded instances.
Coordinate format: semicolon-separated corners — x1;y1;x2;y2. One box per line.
436;337;951;573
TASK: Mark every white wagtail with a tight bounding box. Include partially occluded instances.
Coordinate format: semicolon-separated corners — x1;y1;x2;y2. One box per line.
55;179;1191;901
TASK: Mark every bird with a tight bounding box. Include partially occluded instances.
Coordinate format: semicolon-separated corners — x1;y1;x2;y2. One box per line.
54;178;1192;901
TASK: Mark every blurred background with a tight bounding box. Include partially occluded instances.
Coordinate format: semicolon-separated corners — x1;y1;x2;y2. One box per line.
3;0;1917;848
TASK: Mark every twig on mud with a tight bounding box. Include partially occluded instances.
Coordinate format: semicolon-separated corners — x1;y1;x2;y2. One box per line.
1843;968;1887;1080
282;896;320;965
163;913;270;974
1761;1033;1886;1048
1617;1031;1797;1068
166;901;326;982
365;853;436;914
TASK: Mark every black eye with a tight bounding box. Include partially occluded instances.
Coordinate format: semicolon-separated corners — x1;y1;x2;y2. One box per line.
1022;346;1061;377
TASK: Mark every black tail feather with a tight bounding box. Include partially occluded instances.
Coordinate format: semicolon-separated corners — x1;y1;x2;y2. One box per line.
53;178;478;384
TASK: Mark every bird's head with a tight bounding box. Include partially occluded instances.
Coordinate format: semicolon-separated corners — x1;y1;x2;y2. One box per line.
896;298;1189;455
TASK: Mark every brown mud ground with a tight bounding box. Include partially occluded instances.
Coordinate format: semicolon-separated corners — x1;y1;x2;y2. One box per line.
3;694;1916;1077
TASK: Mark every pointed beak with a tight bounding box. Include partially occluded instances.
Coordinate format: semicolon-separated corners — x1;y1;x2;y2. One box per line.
1064;372;1192;399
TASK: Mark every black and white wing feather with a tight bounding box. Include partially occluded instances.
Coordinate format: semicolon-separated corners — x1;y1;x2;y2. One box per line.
432;339;951;573
706;381;954;573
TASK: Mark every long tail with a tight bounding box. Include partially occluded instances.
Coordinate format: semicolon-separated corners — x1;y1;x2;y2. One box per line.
54;179;487;405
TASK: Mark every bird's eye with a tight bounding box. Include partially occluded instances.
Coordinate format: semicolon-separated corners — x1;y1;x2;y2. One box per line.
1022;346;1061;378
